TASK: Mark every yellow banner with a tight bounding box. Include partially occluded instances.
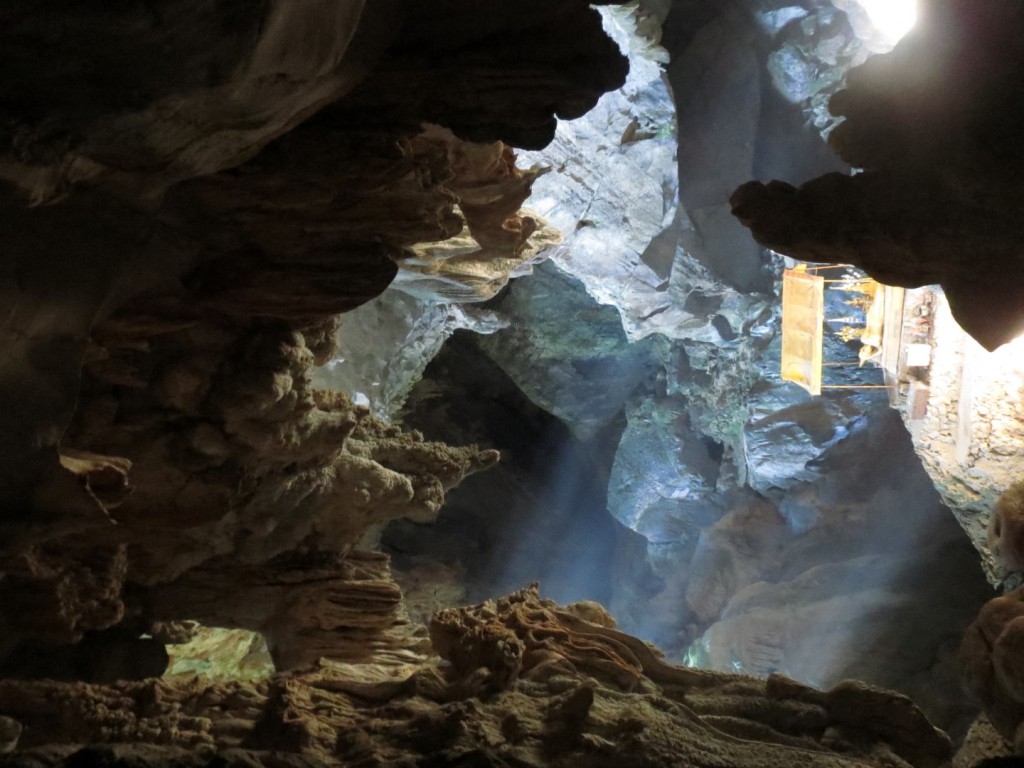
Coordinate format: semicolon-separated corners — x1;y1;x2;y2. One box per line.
781;268;824;396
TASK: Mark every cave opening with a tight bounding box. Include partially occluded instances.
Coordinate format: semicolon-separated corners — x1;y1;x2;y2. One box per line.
855;0;918;45
326;0;994;740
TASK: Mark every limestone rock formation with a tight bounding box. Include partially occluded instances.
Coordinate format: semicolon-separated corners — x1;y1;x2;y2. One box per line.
990;482;1024;575
1;587;954;768
962;587;1024;752
892;288;1024;591
0;0;1016;765
477;262;662;440
0;0;628;493
313;290;508;420
371;2;994;744
384;333;643;610
0;0;627;684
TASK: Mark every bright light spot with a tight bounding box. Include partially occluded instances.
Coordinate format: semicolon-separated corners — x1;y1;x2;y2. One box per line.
970;330;1024;381
857;0;917;44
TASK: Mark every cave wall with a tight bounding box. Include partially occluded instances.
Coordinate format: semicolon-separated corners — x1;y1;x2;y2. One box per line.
348;0;996;742
725;0;1024;751
1;587;957;768
0;0;628;677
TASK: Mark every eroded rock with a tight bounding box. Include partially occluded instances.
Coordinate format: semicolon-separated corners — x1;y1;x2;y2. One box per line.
0;1;628;681
0;587;953;768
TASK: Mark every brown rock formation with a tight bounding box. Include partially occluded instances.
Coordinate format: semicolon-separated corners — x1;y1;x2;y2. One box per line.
989;482;1024;574
962;588;1024;750
0;0;624;678
0;0;626;491
0;587;952;768
731;0;1024;351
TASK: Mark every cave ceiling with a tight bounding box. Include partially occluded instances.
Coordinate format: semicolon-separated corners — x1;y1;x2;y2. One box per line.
1;0;1024;766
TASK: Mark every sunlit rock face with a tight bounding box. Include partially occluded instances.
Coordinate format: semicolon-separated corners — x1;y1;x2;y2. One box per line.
312;288;508;420
0;1;1006;765
308;127;562;420
833;0;919;52
517;4;684;338
763;4;874;161
743;398;858;492
900;291;1024;589
608;397;723;538
688;408;992;735
373;0;994;741
163;626;272;682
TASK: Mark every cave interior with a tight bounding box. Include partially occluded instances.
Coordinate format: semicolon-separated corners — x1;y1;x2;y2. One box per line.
3;1;1024;766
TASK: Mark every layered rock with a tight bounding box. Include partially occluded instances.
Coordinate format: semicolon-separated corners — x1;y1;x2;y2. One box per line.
1;307;498;672
0;0;628;682
0;587;953;768
0;2;1011;766
0;0;627;489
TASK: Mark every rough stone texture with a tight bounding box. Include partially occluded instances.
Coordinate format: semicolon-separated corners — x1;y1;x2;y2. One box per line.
953;716;1015;767
0;587;953;768
164;627;273;682
313;290;508;420
991;483;1024;575
389;259;989;741
0;0;390;200
696;542;986;734
0;2;1013;766
962;588;1024;751
517;3;685;341
743;397;860;493
0;305;497;672
384;333;647;610
643;407;994;739
477;261;661;440
369;3;994;745
0;0;627;497
897;290;1024;588
607;394;723;548
0;0;627;681
732;0;1024;352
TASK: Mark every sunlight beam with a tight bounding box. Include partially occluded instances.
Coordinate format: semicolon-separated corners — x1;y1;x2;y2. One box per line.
857;0;918;44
